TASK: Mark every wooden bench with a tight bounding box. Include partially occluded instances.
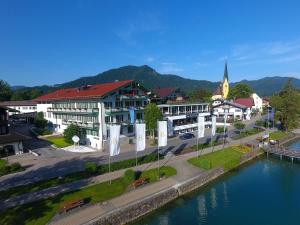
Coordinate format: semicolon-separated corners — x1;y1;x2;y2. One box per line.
132;178;148;189
58;199;84;214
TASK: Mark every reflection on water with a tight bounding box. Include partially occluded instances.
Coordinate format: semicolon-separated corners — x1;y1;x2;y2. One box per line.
286;139;300;151
210;188;217;209
131;158;300;225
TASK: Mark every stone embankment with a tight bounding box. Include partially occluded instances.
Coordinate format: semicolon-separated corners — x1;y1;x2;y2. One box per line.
85;150;262;225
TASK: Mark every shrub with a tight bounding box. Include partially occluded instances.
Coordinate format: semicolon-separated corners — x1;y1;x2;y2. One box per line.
123;169;135;184
216;126;227;133
63;124;86;144
84;162;97;175
10;163;23;172
255;120;264;127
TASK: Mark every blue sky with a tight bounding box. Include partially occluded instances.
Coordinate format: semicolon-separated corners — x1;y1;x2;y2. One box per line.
1;0;300;86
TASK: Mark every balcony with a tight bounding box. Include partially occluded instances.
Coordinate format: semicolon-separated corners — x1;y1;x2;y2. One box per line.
118;94;147;100
62;120;99;129
48;108;99;115
105;107;144;115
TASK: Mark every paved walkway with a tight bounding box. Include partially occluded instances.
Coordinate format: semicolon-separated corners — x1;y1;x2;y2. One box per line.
0;130;267;211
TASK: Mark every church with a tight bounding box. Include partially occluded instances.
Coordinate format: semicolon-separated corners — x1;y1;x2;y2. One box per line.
211;62;229;100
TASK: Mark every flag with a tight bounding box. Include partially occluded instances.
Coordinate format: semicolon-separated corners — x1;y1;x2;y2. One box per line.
158;121;167;147
167;118;174;137
223;113;228;133
135;123;146;152
197;115;205;138
109;124;121;156
128;107;135;124
211;115;216;136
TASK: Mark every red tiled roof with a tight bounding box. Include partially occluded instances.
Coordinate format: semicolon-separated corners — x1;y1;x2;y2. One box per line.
0;100;37;106
153;87;177;98
35;80;133;101
234;98;254;108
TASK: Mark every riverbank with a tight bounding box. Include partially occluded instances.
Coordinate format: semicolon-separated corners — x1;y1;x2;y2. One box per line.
62;149;263;225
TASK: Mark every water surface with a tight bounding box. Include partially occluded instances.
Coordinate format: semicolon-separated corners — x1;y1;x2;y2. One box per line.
131;157;300;225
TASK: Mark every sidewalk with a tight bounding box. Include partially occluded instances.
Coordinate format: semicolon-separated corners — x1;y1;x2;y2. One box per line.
0;130;267;211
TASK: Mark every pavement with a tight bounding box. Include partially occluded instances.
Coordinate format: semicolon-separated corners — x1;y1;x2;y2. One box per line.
0;114;266;190
0;129;267;211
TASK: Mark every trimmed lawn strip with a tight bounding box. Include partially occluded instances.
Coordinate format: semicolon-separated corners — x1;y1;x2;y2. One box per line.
44;136;71;148
0;166;176;225
188;147;248;171
269;131;289;141
179;140;224;155
232;128;263;140
0;153;163;200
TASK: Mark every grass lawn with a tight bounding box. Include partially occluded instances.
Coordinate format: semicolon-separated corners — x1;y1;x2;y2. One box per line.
188;146;250;171
0;166;176;225
140;166;177;182
44;136;71;148
232;128;263;140
269;130;289;141
0;153;163;200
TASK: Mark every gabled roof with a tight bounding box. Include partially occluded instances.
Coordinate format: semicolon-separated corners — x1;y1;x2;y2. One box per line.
212;101;247;109
153;87;178;98
213;84;222;95
234;98;254;108
35;80;134;101
0;100;37;106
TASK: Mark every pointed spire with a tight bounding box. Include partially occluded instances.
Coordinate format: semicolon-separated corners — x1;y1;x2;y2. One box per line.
223;61;228;82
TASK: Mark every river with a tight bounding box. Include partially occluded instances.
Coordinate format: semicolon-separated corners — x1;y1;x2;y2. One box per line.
130;157;300;225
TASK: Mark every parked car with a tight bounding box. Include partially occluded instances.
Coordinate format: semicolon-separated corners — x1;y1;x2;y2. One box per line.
179;133;195;140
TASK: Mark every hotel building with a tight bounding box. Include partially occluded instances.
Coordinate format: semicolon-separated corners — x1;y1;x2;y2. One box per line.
158;103;211;135
35;80;150;150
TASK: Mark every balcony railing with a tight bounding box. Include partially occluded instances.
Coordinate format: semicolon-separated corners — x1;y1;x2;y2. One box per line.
105;107;144;115
48;108;99;114
62;120;99;129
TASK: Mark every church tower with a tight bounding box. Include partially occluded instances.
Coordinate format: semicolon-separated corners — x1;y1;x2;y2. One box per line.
222;62;229;99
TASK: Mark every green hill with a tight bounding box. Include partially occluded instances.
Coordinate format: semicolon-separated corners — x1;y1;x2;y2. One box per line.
12;65;300;98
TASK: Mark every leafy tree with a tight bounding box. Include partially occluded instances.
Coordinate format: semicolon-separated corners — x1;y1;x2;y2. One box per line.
144;103;163;139
34;112;48;129
0;80;12;102
63;124;86;144
234;121;245;135
188;89;212;102
11;88;43;101
270;79;300;131
228;83;253;100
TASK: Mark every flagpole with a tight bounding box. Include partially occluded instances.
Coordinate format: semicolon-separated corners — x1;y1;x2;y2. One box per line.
157;145;160;179
135;150;138;167
109;154;111;185
197;137;199;157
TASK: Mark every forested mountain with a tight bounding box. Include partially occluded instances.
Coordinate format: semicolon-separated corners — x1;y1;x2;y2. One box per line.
11;65;300;98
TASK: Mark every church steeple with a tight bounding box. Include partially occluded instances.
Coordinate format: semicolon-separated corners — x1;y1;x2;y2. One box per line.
223;61;228;82
222;62;229;99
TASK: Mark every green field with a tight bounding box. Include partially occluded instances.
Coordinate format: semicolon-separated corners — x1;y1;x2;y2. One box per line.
0;166;176;225
188;147;247;171
269;130;289;141
44;136;71;148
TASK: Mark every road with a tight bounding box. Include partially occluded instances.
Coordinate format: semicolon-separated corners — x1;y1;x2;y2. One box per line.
0;114;266;190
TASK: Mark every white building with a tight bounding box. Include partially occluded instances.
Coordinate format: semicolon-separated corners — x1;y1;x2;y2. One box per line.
35;80;150;150
158;103;210;135
212;101;251;121
0;100;37;116
251;93;263;112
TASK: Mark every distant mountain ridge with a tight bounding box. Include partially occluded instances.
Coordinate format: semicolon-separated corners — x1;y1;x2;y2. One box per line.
12;65;300;97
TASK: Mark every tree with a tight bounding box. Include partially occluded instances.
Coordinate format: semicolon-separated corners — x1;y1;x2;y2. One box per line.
270;79;300;131
63;124;86;144
0;80;12;102
34;112;48;129
228;83;253;100
234;121;245;135
188;89;212;102
11;88;43;101
144;103;163;139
